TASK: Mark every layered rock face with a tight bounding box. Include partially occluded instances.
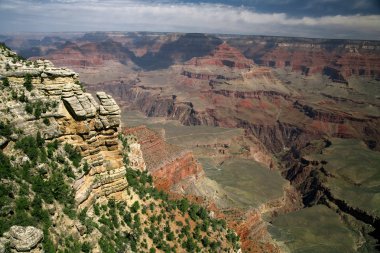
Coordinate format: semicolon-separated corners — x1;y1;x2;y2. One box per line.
0;46;130;209
60;89;126;208
39;40;136;69
227;37;380;80
124;126;203;191
186;42;254;69
1;45;244;253
122;124;302;253
4;32;380;252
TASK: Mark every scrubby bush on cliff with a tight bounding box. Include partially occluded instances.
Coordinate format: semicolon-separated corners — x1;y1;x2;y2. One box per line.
0;132;83;252
23;74;33;91
0;121;12;138
177;198;189;214
64;143;82;167
18;92;28;103
24;99;53;119
0;151;12;179
82;161;89;174
131;201;140;213
42;117;50;125
1;77;9;87
81;242;91;253
15;135;39;162
75;80;86;92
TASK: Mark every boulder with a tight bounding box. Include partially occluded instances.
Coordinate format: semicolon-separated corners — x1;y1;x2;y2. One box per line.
1;226;43;252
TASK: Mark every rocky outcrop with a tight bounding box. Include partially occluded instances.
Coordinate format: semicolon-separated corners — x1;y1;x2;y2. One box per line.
58;89;125;207
228;37;380;80
206;89;291;100
37;40;136;69
185;42;254;69
0;45;130;209
1;45;243;253
124;126;203;191
181;70;242;81
0;226;43;253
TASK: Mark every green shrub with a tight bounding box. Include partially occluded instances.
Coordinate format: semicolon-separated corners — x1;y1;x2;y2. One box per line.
166;232;174;241
25;103;33;114
82;161;89;174
201;236;209;247
15;135;39;162
94;204;101;216
18;92;28;103
63;206;77;219
99;236;116;253
188;204;200;221
1;77;9;87
43;236;55;253
0;121;12;138
23;74;33;91
123;212;132;226
81;242;91;253
33;100;43;119
131;201;140;213
11;90;18;99
177;198;189;214
36;131;45;147
64;143;82;168
63;164;75;178
49;170;73;204
79;208;88;224
16;196;29;212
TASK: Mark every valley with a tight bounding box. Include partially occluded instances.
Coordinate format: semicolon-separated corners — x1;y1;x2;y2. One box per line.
2;31;380;252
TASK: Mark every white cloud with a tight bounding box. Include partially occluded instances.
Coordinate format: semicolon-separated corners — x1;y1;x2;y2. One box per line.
0;0;379;39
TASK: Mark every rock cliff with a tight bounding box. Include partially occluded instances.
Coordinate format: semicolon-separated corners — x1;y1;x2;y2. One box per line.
0;47;127;209
0;44;241;252
124;126;205;192
227;36;380;80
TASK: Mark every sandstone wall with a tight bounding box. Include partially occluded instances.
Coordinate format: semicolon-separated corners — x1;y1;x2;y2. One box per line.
0;50;133;209
124;126;203;191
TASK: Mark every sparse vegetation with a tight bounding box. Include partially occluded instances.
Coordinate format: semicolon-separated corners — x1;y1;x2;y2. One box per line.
64;143;82;168
0;121;13;138
24;99;56;119
43;117;50;125
0;131;80;252
75;80;86;92
0;45;240;252
23;74;33;91
1;77;9;87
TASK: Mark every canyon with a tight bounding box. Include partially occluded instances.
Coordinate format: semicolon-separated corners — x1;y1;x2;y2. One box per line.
2;32;380;252
0;44;240;252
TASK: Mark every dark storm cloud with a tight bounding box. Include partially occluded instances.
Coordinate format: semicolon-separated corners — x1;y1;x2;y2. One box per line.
175;0;380;16
0;0;379;40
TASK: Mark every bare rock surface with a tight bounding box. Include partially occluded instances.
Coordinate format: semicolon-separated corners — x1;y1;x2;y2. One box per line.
0;226;43;253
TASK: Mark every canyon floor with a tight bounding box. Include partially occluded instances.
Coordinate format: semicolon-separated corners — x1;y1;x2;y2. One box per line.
3;31;380;252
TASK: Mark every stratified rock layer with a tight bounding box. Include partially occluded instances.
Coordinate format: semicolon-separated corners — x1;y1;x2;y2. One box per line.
124;126;203;191
0;46;129;210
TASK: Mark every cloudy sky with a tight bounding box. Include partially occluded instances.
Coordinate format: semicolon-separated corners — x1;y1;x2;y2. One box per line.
0;0;380;40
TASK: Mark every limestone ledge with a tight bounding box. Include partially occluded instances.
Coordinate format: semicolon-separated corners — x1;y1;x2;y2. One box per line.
0;49;135;210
